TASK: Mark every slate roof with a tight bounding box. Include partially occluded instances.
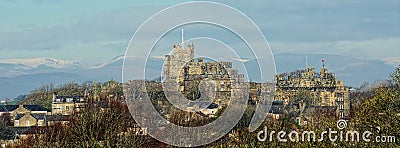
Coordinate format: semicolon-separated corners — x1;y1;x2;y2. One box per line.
23;105;50;112
0;105;18;112
54;95;83;103
31;113;46;120
269;100;284;114
187;102;219;109
0;105;50;112
15;113;46;120
15;114;25;120
272;100;284;106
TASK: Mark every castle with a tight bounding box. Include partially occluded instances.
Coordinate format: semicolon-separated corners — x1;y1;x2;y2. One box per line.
126;38;350;121
274;66;350;119
161;42;350;119
163;43;245;106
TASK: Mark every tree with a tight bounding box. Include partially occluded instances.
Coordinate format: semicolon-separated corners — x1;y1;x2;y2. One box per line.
392;66;400;88
349;67;400;147
19;101;145;147
0;118;13;140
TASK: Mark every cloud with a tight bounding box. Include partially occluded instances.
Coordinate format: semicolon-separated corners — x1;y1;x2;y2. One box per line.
384;57;400;66
0;6;162;63
0;0;398;66
0;7;146;51
222;0;400;42
269;38;400;61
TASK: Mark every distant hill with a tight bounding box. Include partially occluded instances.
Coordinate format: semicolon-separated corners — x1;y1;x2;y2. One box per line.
0;54;396;99
0;72;90;99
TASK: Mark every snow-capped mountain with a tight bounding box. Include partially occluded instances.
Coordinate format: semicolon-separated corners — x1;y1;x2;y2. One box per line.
0;58;83;77
0;58;82;69
0;57;123;99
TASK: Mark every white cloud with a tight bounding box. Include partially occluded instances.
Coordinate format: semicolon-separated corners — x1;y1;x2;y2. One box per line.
384;57;400;66
0;0;399;67
270;38;400;61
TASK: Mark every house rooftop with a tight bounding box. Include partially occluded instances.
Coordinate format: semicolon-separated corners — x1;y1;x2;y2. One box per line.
23;105;50;112
269;100;284;114
187;102;219;109
31;113;46;120
53;95;85;103
0;105;50;112
15;113;46;120
15;114;24;120
0;105;18;112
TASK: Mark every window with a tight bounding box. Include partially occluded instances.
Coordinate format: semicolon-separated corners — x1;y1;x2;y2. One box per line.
26;121;30;126
15;120;19;126
66;106;70;112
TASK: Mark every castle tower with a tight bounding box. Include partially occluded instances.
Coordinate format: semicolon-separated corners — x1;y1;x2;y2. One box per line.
163;43;195;80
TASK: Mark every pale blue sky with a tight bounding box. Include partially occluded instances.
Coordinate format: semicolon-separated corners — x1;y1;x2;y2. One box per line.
0;0;186;31
0;0;399;65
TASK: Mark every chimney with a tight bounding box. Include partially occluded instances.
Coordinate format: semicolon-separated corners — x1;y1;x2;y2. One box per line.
53;92;58;102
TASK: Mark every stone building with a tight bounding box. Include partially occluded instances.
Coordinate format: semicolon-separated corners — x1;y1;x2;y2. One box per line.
123;43;249;120
163;43;245;106
51;93;87;115
163;43;195;81
14;113;46;127
0;104;50;127
274;66;350;118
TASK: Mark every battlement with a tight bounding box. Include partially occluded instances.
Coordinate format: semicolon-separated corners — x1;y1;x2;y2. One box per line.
274;66;350;119
162;42;245;106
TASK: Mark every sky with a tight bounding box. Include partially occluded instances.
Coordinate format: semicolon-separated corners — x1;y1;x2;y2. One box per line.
0;0;399;66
